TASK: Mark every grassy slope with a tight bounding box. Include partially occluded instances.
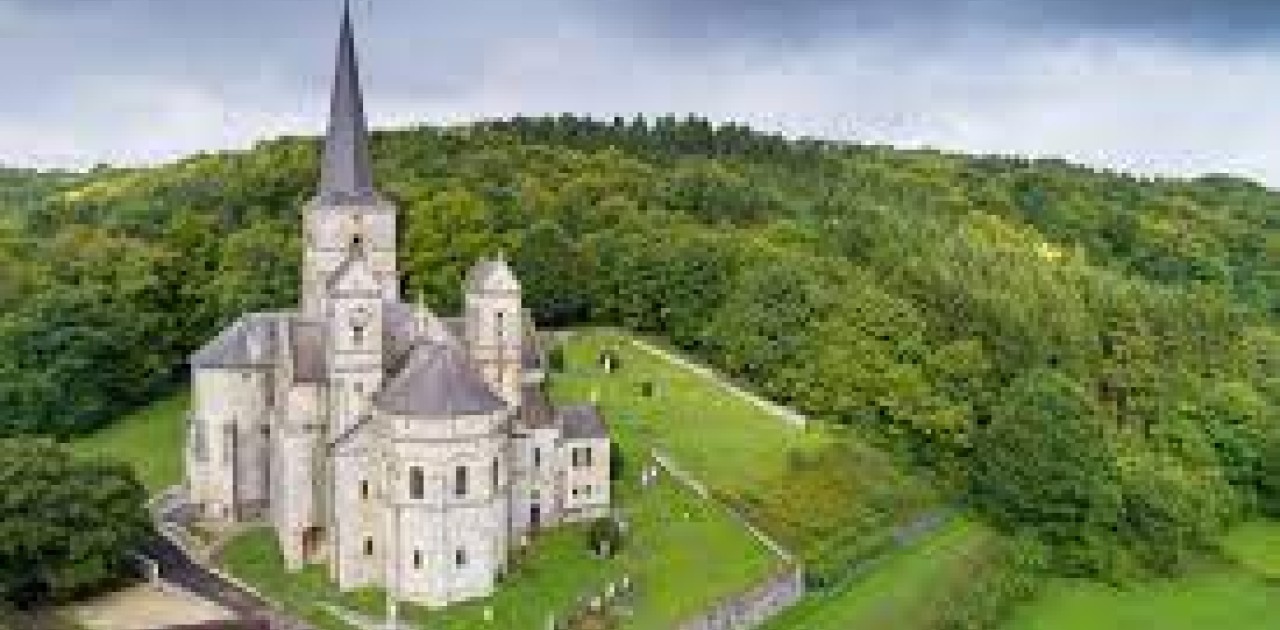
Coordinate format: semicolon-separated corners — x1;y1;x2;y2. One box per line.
761;518;990;630
550;330;940;560
1005;522;1280;630
69;392;188;494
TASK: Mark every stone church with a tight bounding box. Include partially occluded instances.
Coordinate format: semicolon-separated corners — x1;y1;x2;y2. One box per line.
184;4;611;607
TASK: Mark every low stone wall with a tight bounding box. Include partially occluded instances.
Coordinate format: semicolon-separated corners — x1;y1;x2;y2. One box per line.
650;449;806;629
678;565;805;630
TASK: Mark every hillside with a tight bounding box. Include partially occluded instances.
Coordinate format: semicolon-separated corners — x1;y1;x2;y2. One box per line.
1;117;1278;622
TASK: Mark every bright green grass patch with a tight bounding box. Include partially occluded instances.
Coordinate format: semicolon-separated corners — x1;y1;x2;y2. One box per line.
1005;521;1280;630
69;392;188;494
1003;572;1278;630
1221;521;1280;579
550;330;940;560
221;465;777;630
761;518;990;630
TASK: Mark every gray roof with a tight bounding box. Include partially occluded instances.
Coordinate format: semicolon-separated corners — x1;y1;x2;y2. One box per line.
375;343;507;417
519;385;556;429
191;314;282;370
383;301;418;370
559;404;608;439
317;1;376;206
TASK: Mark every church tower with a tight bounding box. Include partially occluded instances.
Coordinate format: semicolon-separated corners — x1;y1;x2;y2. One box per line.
301;1;398;317
465;257;524;407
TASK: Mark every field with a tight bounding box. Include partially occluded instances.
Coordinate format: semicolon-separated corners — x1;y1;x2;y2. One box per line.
762;518;991;630
549;330;941;563
69;392;188;494
1004;522;1280;630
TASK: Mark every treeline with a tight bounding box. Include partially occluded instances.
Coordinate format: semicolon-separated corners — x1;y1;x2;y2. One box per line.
0;116;1277;584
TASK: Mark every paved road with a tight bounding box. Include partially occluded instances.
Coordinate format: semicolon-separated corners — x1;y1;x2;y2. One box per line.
141;493;316;630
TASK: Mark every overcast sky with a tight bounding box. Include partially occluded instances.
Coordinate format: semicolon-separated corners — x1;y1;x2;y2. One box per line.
2;0;1279;185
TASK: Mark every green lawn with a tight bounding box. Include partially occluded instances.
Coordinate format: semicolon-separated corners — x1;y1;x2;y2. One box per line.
550;330;940;561
1004;522;1280;630
222;443;778;630
69;392;188;494
761;518;991;630
1221;521;1280;579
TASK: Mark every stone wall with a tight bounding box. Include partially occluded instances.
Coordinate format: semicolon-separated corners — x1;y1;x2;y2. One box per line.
677;565;805;630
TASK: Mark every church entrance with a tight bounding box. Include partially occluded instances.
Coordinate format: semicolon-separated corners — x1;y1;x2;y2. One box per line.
302;526;324;562
530;504;542;531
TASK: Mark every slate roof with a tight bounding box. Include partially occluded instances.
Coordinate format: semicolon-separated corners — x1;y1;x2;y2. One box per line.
375;343;507;417
190;313;283;370
317;1;377;206
383;301;418;367
519;384;556;430
559;404;608;439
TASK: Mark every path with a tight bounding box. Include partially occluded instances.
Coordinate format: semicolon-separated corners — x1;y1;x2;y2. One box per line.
629;338;807;429
141;489;317;630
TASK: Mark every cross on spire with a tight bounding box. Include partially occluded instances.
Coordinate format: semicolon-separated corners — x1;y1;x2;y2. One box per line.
319;0;376;204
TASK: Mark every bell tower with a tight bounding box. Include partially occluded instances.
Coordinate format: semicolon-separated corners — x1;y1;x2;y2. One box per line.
302;0;398;316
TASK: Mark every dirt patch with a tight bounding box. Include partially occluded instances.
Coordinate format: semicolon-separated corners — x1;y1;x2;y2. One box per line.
68;584;235;630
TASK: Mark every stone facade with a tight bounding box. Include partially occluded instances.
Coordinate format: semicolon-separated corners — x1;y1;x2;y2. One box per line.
183;5;611;608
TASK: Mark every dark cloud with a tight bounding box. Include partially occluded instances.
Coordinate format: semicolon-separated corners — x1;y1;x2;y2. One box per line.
604;0;1280;48
0;0;1277;185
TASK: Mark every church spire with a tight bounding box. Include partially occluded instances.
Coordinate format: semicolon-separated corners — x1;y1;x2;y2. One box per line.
319;0;376;204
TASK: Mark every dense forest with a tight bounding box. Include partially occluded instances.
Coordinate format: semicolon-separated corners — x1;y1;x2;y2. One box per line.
0;117;1277;596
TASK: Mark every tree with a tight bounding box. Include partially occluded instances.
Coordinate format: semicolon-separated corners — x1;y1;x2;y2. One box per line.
970;369;1124;577
0;439;150;608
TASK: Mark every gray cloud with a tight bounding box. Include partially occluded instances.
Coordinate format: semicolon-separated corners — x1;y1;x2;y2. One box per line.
0;0;1276;186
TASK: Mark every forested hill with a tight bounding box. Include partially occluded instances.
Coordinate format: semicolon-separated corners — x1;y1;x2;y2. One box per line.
1;116;1277;579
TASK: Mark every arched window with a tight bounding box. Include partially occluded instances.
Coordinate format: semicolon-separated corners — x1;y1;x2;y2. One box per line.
455;548;467;567
363;537;374;556
495;311;506;340
360;480;370;500
409;467;425;500
492;458;500;492
353;325;365;346
413;550;423;569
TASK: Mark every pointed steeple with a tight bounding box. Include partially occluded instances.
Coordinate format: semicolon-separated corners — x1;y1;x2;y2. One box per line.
318;0;376;204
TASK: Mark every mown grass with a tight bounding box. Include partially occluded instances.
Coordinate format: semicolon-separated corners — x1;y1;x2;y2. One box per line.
550;330;941;563
1004;521;1280;630
69;392;188;495
761;518;991;630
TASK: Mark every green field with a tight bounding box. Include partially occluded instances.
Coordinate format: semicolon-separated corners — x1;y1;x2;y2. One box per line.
69;392;187;494
762;518;990;630
1004;522;1280;630
549;330;940;561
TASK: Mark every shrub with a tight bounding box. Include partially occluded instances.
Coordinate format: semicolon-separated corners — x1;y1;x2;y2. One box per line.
587;518;623;557
0;438;150;608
